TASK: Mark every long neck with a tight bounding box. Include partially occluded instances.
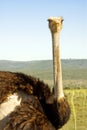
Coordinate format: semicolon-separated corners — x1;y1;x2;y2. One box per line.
52;32;64;100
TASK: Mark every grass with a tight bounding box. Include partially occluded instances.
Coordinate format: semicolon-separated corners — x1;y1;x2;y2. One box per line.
58;88;87;130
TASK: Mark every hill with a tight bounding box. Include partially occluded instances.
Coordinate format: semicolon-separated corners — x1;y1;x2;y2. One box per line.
0;59;87;79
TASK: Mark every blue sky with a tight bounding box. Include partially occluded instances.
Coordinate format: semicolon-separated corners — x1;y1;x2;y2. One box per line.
0;0;87;61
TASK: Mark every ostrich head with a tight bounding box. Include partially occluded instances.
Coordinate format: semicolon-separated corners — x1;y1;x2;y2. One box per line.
46;17;71;129
48;17;64;33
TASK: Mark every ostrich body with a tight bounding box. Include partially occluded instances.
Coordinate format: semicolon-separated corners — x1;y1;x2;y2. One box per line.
0;17;70;130
0;72;55;130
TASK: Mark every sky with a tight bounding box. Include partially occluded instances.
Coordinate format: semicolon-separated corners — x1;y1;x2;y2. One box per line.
0;0;87;61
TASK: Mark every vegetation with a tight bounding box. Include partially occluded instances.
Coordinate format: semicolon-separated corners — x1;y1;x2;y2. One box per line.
60;89;87;130
0;59;87;129
0;59;87;81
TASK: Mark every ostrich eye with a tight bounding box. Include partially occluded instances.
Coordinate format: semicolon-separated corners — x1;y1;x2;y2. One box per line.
61;19;64;23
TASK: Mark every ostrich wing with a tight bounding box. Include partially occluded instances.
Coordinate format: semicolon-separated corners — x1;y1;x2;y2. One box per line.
0;91;55;130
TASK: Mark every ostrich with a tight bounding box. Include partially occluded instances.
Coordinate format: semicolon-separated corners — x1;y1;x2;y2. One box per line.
0;17;70;130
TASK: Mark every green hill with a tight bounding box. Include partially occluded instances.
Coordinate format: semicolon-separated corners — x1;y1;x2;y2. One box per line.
0;59;87;80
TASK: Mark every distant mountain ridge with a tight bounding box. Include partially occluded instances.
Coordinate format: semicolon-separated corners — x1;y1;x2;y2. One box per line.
0;59;87;80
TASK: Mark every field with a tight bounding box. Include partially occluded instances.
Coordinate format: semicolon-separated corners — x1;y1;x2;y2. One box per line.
60;88;87;130
0;59;87;129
